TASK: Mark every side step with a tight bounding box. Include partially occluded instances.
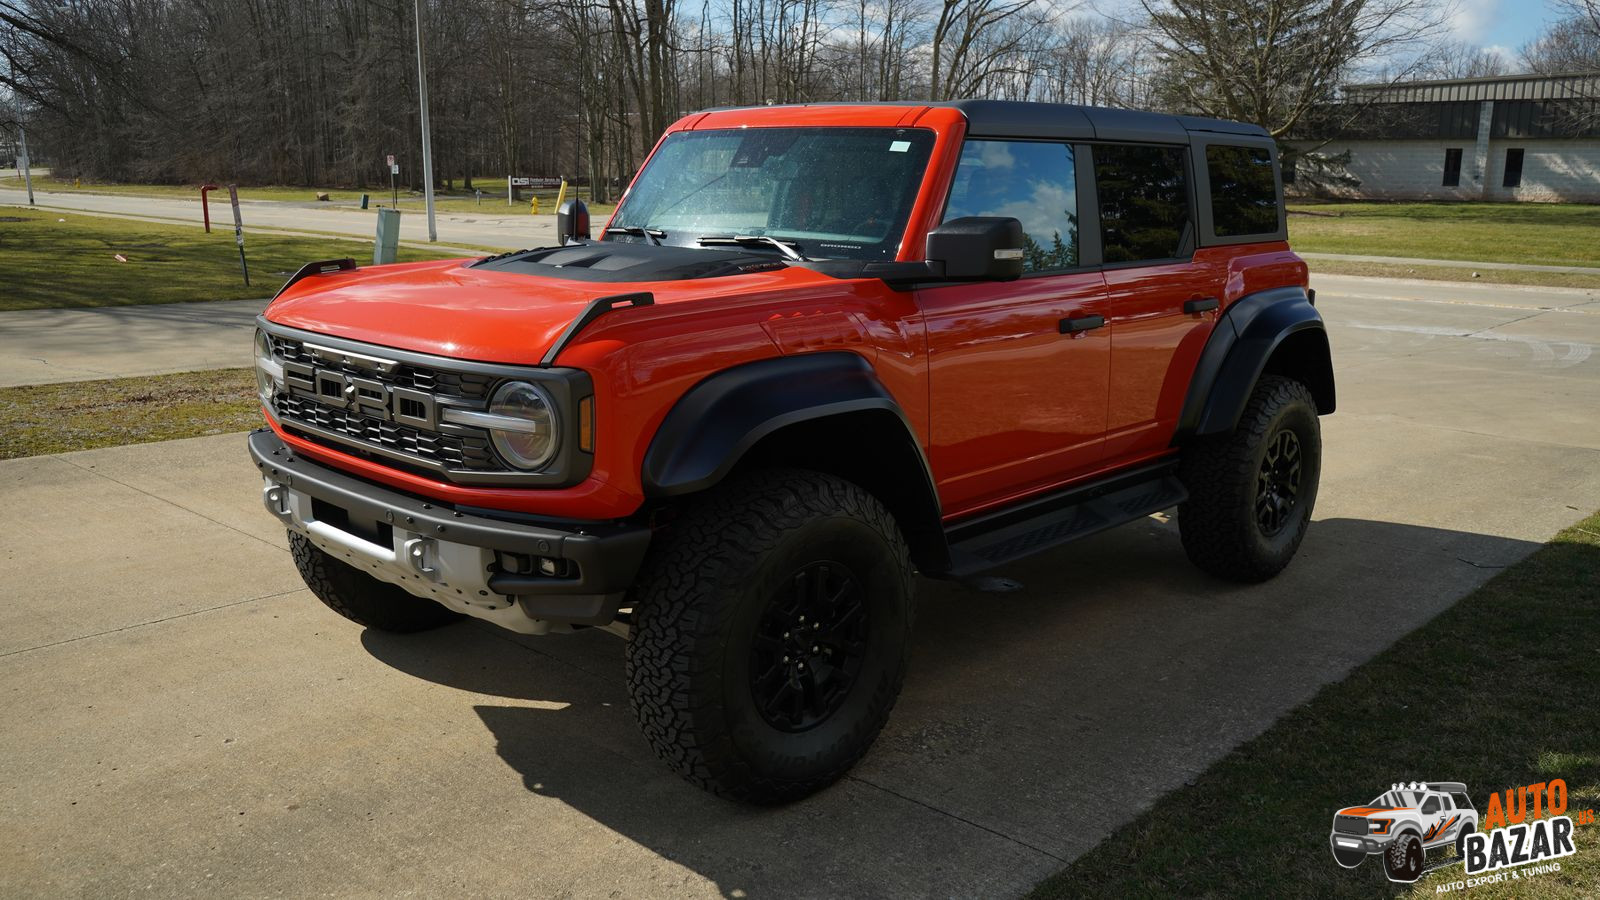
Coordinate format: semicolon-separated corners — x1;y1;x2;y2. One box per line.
943;461;1188;577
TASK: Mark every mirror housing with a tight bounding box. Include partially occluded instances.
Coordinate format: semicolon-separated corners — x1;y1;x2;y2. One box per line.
925;216;1025;281
556;199;591;244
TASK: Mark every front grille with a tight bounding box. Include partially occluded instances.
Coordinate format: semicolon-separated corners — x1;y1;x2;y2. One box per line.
267;334;507;477
1335;815;1370;835
270;335;495;400
276;393;501;471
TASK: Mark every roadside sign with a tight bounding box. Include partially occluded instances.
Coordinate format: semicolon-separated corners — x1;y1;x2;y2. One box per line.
227;184;249;286
387;154;395;167
509;175;567;206
391;163;399;175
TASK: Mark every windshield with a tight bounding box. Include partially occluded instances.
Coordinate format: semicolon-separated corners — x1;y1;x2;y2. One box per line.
608;127;937;261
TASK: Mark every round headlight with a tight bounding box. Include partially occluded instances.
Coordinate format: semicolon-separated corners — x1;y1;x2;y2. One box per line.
487;381;559;470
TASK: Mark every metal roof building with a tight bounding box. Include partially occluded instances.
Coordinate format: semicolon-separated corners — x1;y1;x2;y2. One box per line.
1290;73;1600;202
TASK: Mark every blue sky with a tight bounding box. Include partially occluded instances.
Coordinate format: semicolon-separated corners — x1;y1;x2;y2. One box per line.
1457;0;1565;61
1090;0;1569;69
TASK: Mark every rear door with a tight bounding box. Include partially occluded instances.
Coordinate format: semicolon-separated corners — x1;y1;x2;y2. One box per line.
917;138;1111;518
1094;142;1226;463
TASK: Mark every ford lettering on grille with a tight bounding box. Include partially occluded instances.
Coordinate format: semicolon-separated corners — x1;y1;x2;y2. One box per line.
284;360;438;429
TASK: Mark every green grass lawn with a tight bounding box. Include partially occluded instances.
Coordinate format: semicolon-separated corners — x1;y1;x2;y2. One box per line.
0;368;259;459
1289;201;1600;268
1307;258;1600;291
1030;510;1600;899
0;209;466;310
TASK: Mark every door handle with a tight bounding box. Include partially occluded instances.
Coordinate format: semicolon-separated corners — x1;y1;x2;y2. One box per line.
1059;314;1106;334
1184;297;1220;314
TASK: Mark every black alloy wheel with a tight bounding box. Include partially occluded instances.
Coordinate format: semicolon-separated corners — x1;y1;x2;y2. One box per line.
750;561;869;732
1255;428;1303;537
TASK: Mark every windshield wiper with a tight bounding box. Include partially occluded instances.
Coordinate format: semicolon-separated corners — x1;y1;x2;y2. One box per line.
696;234;809;262
605;225;665;245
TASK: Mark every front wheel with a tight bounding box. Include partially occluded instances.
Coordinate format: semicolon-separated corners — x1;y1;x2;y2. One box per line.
625;469;914;804
1385;834;1425;883
1178;375;1322;582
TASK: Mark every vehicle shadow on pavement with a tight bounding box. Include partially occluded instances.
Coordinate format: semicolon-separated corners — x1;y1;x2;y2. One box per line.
358;514;1540;898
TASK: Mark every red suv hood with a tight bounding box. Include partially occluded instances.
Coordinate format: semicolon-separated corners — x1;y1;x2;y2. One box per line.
263;257;844;365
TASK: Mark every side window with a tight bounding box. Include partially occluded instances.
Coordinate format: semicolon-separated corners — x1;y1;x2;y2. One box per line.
1205;144;1279;237
1503;148;1525;187
944;139;1079;272
1095;144;1190;263
1422;797;1440;815
1443;148;1463;187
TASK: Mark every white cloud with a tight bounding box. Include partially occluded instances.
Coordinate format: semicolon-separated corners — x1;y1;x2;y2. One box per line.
1451;0;1502;45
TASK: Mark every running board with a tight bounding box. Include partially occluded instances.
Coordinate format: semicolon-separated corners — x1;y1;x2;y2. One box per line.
943;461;1188;577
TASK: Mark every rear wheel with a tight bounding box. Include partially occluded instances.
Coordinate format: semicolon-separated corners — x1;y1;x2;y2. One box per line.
289;532;461;632
1178;375;1322;582
625;469;914;804
1455;821;1477;860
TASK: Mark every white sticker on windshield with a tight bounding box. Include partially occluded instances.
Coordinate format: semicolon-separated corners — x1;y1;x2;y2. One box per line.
889;140;911;152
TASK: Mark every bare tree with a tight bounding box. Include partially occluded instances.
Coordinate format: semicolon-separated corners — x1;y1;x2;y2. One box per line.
0;0;1168;190
1421;40;1510;79
1136;0;1451;137
1521;13;1600;74
929;0;1042;100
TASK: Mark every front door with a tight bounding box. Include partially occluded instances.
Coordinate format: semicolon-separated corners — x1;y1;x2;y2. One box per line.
918;138;1110;519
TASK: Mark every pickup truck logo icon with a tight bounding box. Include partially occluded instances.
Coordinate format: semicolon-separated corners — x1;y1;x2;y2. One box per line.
1330;781;1479;883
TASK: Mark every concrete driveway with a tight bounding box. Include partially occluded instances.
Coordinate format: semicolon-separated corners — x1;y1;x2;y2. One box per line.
3;276;1600;897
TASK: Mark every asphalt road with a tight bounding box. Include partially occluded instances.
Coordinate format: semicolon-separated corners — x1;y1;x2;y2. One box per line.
3;275;1599;897
0;186;556;251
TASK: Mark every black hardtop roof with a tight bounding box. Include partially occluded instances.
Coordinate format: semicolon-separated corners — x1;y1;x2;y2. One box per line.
696;99;1270;144
939;99;1269;143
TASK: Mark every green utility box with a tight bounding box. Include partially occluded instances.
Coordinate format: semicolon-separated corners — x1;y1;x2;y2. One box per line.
374;207;401;265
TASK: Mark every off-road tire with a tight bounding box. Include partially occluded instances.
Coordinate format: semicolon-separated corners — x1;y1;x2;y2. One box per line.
625;468;915;804
289;531;462;632
1385;833;1425;883
1178;374;1321;582
1455;821;1476;860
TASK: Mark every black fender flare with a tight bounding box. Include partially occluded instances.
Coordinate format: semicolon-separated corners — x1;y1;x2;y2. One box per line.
642;352;937;503
1175;285;1335;441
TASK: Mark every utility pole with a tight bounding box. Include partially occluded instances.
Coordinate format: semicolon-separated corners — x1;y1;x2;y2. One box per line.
414;0;437;242
19;124;34;205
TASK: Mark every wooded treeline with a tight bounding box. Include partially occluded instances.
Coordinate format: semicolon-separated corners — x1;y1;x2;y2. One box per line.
2;0;1597;201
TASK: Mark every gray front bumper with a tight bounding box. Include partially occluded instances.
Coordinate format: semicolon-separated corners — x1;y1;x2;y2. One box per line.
1330;831;1387;855
248;429;651;631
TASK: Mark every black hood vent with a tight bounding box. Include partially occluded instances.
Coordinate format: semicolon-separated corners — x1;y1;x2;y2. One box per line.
472;241;786;283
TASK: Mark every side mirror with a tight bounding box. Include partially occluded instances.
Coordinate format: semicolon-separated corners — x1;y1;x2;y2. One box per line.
925;216;1025;281
556;199;591;244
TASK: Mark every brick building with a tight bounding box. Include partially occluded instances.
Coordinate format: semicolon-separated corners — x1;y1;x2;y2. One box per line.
1290;73;1600;202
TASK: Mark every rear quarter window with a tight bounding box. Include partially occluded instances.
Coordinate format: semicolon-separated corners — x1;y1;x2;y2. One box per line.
1095;144;1190;264
1206;145;1279;237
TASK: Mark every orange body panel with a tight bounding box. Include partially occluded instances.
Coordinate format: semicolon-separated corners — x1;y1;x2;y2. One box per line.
261;105;1307;523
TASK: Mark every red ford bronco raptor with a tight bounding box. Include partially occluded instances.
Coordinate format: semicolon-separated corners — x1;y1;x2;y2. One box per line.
249;100;1334;803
